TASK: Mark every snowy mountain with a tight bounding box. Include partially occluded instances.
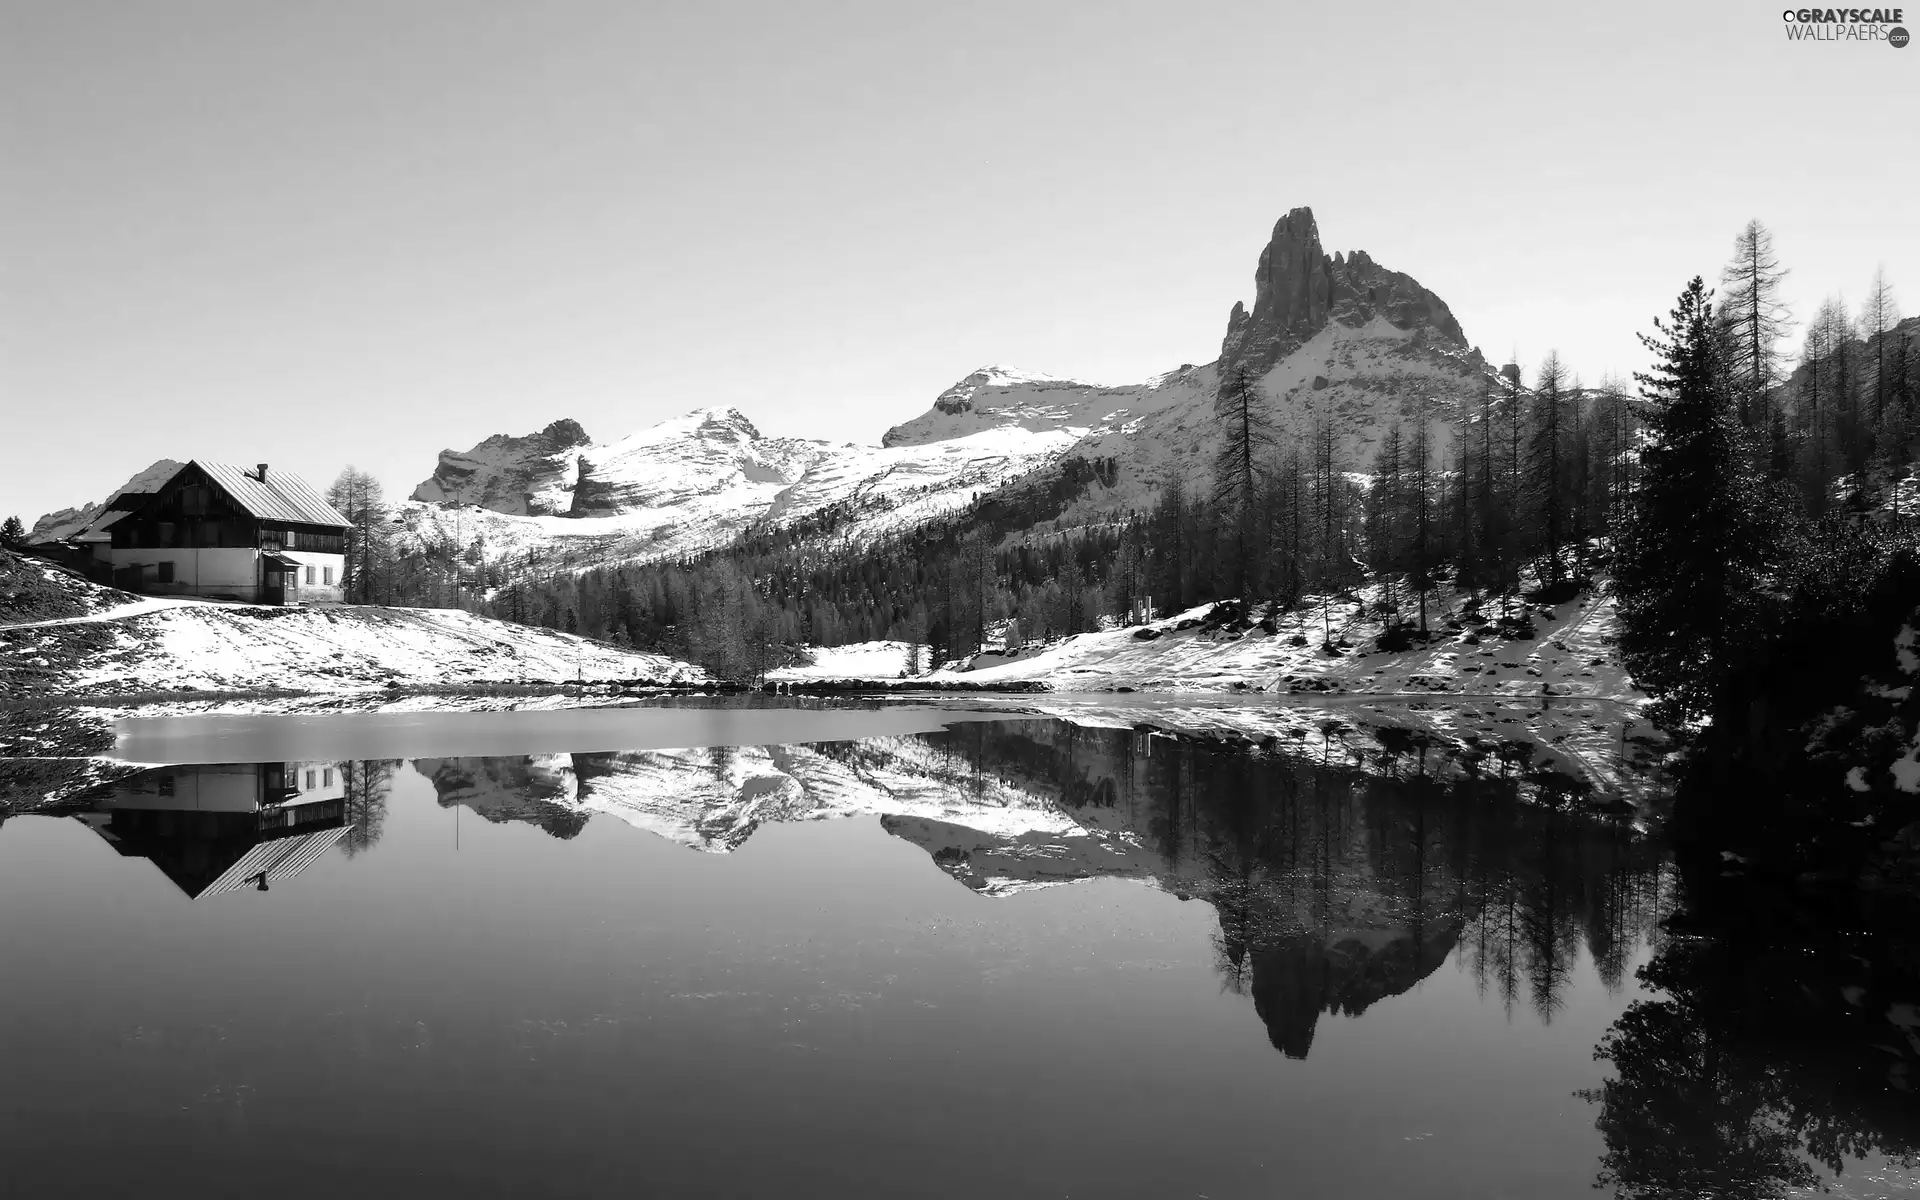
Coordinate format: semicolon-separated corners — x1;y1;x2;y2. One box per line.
395;406;1086;573
28;459;183;543
411;418;591;516
30;206;1492;578
385;204;1490;577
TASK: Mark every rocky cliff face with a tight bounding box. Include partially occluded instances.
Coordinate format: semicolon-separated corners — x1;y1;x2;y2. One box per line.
410;418;592;516
384;205;1493;576
568;407;824;517
880;366;1181;448
28;459;183;543
1218;206;1469;386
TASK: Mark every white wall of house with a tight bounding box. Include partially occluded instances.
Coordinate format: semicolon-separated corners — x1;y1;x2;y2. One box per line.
282;549;347;605
84;760;346;812
103;546;260;599
97;764;265;813
101;547;346;604
286;761;347;803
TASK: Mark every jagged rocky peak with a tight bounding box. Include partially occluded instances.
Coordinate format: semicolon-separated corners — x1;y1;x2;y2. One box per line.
1218;206;1468;385
412;418;593;516
881;365;1168;448
567;405;804;518
29;458;185;543
657;405;764;441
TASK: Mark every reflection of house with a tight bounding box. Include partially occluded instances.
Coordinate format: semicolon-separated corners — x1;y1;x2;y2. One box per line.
75;762;349;898
67;460;351;605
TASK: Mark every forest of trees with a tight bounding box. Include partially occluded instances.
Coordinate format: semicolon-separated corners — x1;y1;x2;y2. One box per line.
326;221;1918;746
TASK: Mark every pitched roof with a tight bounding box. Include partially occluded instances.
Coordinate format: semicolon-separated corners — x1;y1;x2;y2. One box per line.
193;461;351;528
75;508;135;541
197;824;350;899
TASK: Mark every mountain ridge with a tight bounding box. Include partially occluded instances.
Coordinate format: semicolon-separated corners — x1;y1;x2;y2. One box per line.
31;206;1490;576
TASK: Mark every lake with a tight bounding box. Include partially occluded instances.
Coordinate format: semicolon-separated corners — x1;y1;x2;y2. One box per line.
1;700;1912;1198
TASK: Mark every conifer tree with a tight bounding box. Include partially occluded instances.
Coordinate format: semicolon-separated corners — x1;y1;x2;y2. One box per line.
1499;361;1526;612
1408;398;1437;631
1529;352;1571;584
1213;366;1276;597
1366;424;1407;619
1717;220;1793;440
1616;278;1773;727
326;467;391;605
1861;268;1900;427
0;515;23;547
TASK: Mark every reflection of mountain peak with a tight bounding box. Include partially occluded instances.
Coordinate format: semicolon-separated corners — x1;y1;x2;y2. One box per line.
391;721;1654;1060
414;755;589;839
1249;923;1463;1059
40;718;1660;1066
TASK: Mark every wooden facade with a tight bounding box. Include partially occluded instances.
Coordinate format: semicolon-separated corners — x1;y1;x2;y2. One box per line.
88;461;352;605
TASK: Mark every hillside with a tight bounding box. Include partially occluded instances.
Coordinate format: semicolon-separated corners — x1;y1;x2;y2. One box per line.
6;204;1468;584
391;409;1089;574
0;551;704;702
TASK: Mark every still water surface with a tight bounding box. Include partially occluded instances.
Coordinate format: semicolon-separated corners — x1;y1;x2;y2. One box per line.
1;704;1907;1198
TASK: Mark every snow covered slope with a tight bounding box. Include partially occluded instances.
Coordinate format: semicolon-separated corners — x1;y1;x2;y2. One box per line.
1;574;704;697
873;206;1493;520
369;205;1496;581
879;364;1197;447
394;412;1086;573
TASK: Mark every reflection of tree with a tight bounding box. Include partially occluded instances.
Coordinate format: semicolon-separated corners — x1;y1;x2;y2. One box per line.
1097;722;1662;1056
895;717;1663;1058
1584;859;1920;1198
1585;939;1819;1198
340;759;396;857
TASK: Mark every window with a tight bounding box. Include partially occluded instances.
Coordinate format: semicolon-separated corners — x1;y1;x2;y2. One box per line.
305;770;316;790
305;565;316;585
157;561;174;583
158;774;174;797
323;566;334;585
323;767;334;787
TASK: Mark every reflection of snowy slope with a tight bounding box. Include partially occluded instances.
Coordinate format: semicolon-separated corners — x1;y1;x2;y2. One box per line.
572;746;815;852
564;736;1131;884
414;755;590;837
395;716;1642;1059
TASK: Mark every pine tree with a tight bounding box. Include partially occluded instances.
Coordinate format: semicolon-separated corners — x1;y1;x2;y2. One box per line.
1408;398;1438;631
1366;424;1407;620
1717;220;1793;440
1212;366;1277;598
1860;268;1900;427
1499;361;1527;613
1798;304;1836;513
1529;352;1571;585
0;515;23;547
1615;278;1773;728
326;466;391;605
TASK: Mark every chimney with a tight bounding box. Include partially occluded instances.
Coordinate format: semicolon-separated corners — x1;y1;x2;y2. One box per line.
257;463;269;482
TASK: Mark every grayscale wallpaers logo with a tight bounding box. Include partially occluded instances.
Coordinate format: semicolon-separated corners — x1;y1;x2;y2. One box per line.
1781;7;1910;42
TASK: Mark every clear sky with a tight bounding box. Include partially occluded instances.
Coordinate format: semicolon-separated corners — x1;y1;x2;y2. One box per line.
4;0;1915;524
